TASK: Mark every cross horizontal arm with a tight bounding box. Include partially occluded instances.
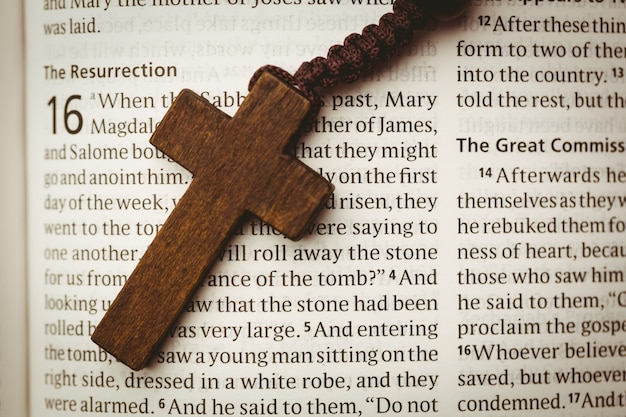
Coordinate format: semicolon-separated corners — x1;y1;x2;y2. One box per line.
249;156;333;240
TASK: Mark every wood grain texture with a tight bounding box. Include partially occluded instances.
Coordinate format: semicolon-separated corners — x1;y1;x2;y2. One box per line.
91;72;334;370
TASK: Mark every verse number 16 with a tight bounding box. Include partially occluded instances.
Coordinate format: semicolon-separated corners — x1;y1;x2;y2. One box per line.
47;95;83;135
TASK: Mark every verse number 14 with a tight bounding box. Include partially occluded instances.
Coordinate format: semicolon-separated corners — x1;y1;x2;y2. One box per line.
47;95;83;134
479;167;492;178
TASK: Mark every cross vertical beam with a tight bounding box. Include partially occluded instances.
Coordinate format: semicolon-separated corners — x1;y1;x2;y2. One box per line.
92;73;333;370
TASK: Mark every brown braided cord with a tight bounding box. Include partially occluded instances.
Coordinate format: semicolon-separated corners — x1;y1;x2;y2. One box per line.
249;0;437;114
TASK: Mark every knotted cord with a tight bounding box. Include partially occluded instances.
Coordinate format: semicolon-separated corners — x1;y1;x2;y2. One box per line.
249;0;466;115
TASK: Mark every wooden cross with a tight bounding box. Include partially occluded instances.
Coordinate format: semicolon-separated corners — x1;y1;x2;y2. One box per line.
91;73;333;370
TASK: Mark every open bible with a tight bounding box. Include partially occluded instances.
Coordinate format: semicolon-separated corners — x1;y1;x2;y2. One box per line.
1;0;625;416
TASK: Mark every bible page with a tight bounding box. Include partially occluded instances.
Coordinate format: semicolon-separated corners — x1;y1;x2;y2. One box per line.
25;0;626;416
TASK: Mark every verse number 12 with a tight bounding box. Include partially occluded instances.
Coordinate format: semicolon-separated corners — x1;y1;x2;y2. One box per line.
47;95;83;134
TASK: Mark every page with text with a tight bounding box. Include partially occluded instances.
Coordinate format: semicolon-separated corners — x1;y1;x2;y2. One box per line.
26;1;626;416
